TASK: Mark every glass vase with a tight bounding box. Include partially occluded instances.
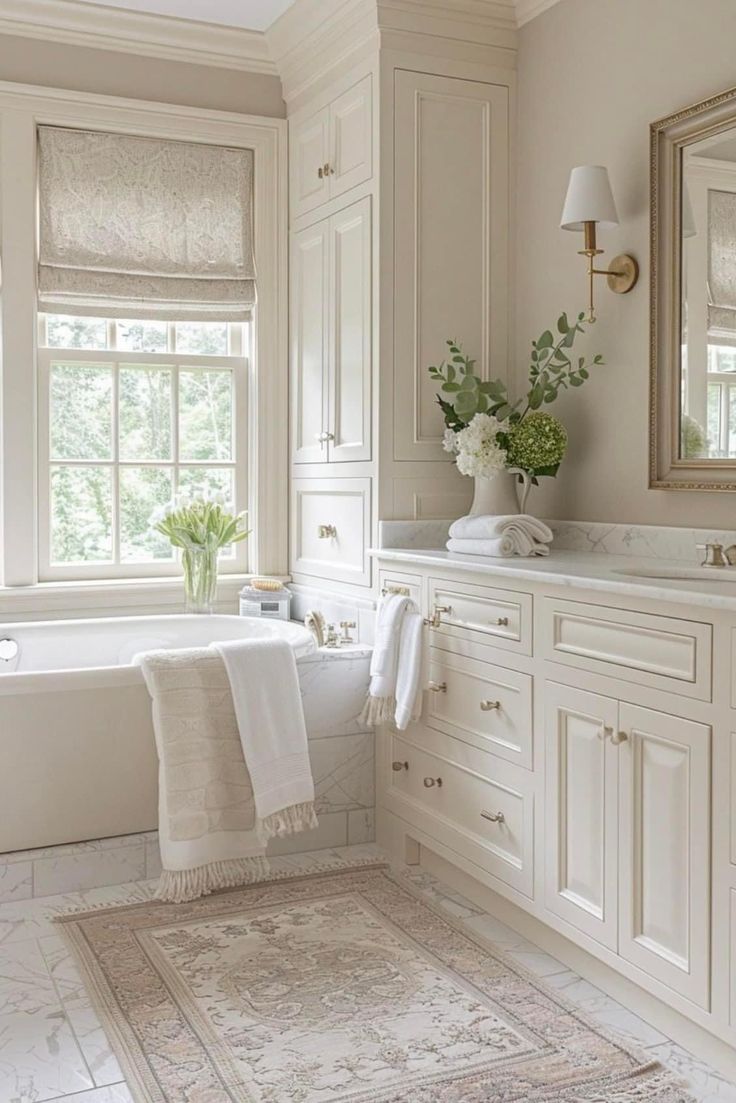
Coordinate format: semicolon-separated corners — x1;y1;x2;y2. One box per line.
182;546;218;614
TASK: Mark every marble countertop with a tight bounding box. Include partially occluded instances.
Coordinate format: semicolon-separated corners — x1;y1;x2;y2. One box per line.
370;546;736;612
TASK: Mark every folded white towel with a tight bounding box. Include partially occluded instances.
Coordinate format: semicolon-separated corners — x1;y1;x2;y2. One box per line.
447;536;550;558
449;512;554;544
361;594;424;729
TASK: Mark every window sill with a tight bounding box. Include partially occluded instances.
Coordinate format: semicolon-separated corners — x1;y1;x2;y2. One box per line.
0;573;290;619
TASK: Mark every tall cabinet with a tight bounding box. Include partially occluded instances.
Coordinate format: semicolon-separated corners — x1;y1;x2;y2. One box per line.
273;1;516;596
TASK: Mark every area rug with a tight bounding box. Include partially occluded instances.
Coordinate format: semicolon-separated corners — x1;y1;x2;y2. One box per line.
55;863;692;1102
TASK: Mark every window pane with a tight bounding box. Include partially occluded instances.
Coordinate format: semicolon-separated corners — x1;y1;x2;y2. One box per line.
51;466;112;563
175;322;228;356
707;384;722;456
45;314;108;350
178;467;234;504
50;363;113;460
119;366;172;461
120;467;174;562
117;320;168;353
179;370;233;461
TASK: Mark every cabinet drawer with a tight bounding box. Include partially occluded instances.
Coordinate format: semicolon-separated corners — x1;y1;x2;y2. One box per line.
291;478;371;586
378;569;422;605
428;578;532;655
387;729;533;896
426;649;533;769
541;598;712;701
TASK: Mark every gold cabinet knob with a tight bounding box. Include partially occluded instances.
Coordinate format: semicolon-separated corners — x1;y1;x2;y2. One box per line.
493;617;509;627
316;430;335;443
480;699;501;712
611;730;628;745
317;524;337;539
317;165;324;178
481;810;505;823
423;776;442;788
428;681;447;693
323;162;331;176
392;760;409;772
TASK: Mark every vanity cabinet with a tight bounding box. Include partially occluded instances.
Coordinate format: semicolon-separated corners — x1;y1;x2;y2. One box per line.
290;75;372;221
545;683;711;1007
291;196;372;465
375;552;733;1048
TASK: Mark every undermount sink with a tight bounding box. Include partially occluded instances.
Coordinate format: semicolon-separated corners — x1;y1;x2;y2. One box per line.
613;565;736;583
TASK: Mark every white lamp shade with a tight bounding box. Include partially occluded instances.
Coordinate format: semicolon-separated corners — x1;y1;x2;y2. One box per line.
560;165;619;231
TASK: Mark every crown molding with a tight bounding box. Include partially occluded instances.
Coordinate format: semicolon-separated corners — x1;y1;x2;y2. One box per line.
514;0;564;27
0;0;278;75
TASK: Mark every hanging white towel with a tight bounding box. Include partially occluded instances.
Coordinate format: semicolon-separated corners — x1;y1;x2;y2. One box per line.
360;593;424;729
214;637;318;839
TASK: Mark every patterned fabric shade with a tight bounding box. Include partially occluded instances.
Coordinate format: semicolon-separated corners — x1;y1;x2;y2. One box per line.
37;126;255;320
708;188;736;337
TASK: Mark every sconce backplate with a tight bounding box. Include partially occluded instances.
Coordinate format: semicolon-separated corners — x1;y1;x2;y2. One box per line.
607;254;639;294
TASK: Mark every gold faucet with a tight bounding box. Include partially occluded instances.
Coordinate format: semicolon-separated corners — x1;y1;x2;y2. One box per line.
697;542;736;567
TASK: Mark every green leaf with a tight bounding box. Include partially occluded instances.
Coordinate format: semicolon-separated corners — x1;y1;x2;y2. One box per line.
579;367;589;379
454;390;477;415
557;313;569;334
569;374;583;386
446;364;456;383
459;373;478;391
537;330;553;349
528;383;545;409
441;381;461;392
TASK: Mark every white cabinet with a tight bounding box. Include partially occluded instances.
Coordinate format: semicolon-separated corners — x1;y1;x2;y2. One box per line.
545;684;711;1007
545;683;619;950
291;196;372;466
618;703;710;1008
291;477;371;586
290;75;372;220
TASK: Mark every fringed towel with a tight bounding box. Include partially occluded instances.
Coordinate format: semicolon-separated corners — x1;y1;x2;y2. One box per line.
360;593;424;731
139;642;316;903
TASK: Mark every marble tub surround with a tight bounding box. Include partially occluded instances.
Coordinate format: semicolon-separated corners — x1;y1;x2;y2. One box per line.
0;845;732;1103
378;517;736;564
289;582;377;644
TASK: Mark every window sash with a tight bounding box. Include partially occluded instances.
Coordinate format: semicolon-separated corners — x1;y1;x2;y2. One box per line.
37;346;249;581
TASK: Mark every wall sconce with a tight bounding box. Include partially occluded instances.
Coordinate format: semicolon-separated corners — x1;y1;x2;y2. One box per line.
560;165;639;322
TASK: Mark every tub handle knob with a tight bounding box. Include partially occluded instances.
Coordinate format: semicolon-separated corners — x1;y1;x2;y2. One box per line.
0;638;19;663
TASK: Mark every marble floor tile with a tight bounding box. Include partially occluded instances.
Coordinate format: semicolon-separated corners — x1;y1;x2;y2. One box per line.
0;882;152;947
0;1006;93;1101
48;1085;132;1103
583;994;670;1049
0;940;58;1015
64;1001;123;1087
648;1042;736;1102
38;937;87;1004
33;846;146;899
0;862;33;904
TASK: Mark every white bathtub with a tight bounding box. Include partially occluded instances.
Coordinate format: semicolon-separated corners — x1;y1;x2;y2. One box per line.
0;615;318;853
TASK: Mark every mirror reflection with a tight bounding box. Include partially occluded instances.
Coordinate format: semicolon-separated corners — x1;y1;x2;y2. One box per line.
681;130;736;459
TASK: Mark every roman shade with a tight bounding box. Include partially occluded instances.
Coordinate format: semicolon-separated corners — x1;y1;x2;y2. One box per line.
708;188;736;337
38;126;256;321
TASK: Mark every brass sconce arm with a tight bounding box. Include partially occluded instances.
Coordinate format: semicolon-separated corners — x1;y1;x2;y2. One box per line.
579;221;639;322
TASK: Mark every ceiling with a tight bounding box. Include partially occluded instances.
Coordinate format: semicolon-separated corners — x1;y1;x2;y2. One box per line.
71;0;295;31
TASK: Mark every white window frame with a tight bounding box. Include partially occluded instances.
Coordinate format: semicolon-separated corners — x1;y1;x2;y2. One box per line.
37;322;249;581
0;81;287;607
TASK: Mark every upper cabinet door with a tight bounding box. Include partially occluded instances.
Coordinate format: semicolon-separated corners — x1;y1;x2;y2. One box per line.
393;71;509;461
328;74;372;202
290;106;330;219
328;197;372;463
544;683;619;951
618;703;711;1008
291;220;329;464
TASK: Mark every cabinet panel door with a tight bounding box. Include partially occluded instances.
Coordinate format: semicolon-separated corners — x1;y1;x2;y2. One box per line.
290;106;329;218
291;221;329;464
545;683;619;949
393;70;508;461
618;703;710;1008
329;74;372;200
328;197;372;462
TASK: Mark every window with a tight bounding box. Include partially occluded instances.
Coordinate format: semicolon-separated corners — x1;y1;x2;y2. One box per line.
38;315;249;580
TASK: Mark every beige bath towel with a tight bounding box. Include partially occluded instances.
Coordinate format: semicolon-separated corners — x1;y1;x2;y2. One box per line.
139;646;316;903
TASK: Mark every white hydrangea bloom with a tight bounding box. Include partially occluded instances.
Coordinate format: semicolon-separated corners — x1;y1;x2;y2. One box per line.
454;412;507;480
442;428;459;454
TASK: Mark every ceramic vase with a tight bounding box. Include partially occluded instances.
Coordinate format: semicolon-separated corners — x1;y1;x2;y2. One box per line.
469;468;531;517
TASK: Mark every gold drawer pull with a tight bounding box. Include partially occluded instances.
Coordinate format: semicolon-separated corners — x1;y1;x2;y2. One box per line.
492;617;509;627
318;165;324;178
423;776;443;788
382;585;410;597
317;524;337;539
424;604;451;628
481;810;505;824
324;162;332;175
480;699;501;711
392;760;409;772
428;681;447;693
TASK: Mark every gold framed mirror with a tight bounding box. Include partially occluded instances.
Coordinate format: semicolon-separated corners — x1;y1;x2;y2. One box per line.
651;83;736;490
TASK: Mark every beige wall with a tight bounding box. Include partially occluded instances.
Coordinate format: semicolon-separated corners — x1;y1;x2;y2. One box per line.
515;0;736;526
0;33;285;117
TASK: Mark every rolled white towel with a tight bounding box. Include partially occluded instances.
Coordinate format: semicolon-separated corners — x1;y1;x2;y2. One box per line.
447;536;550;558
449;513;554;545
447;535;515;558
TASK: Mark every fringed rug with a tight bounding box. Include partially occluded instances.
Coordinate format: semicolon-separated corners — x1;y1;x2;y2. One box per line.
55;863;693;1102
